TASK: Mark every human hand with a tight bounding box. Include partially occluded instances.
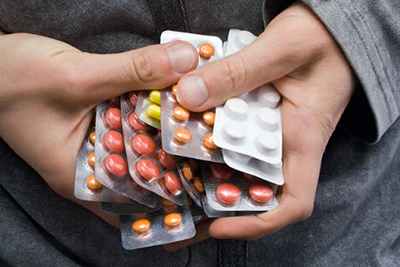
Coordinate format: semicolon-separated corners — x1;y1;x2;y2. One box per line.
166;1;356;250
0;32;198;227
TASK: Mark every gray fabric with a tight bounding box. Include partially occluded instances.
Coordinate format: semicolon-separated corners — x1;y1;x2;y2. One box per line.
1;0;400;266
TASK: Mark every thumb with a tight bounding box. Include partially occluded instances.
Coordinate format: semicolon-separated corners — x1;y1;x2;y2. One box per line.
63;41;198;103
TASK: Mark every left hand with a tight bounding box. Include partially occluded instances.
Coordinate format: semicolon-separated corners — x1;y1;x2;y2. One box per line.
165;1;356;250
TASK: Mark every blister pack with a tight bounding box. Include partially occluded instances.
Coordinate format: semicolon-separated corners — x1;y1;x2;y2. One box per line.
176;158;204;207
120;198;195;249
135;90;161;129
95;99;159;208
224;29;257;56
160;31;224;162
201;162;279;212
121;93;186;205
101;202;160;215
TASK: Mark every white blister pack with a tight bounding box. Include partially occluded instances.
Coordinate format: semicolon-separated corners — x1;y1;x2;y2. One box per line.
225;29;257;56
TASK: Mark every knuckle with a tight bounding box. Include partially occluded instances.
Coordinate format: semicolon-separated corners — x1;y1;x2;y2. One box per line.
128;52;157;84
219;57;247;92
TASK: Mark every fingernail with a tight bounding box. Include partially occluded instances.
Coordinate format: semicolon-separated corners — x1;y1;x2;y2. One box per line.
166;42;196;73
178;76;209;108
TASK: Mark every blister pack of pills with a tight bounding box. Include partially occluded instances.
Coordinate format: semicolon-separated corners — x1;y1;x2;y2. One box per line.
160;31;224;162
201;162;279;212
135;90;161;129
120;198;195;249
95;99;159;208
101;202;160;215
176;158;204;207
224;29;257;57
121;93;186;205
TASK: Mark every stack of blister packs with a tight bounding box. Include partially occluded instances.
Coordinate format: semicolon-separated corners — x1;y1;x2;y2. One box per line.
74;30;283;249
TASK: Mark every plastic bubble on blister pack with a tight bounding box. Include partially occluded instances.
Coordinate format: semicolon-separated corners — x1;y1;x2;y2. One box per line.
135;90;161;129
160;31;224;162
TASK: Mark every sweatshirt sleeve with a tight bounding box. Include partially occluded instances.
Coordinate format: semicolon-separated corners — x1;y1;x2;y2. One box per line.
263;0;400;143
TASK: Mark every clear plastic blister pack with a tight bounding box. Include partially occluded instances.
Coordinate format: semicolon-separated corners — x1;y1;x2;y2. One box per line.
176;158;204;207
120;198;195;250
101;202;160;215
94;99;159;208
135;90;161;129
160;31;224;162
201;162;279;212
121;93;186;205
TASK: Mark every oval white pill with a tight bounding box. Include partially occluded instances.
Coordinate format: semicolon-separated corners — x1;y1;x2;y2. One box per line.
223;149;252;164
236;31;257;49
223;98;248;120
257;84;281;108
256;132;279;151
258;108;278;130
223;120;246;140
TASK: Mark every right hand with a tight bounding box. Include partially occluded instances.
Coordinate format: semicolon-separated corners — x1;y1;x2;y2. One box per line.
0;32;198;227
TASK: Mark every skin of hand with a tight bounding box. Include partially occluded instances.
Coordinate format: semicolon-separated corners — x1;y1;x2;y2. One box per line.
0;31;199;228
165;1;356;250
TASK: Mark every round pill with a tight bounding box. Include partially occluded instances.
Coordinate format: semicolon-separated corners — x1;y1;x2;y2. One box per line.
210;163;233;180
173;106;190;121
132;219;151;233
193;177;205;192
89;131;96;144
223;98;248;120
88;152;95;167
149;90;161;105
258;108;278;130
249;184;273;203
104;130;125;152
136;159;160;181
147;104;161;120
164;172;183;195
172;84;178;96
199;43;215;58
128;112;150;131
164;213;182;227
158;149;176;169
105;154;128;177
131;134;156;155
236;30;257;49
203;133;217;150
86;175;102;190
105;107;122;129
224;120;246;140
256;132;279;151
182;163;193;181
129;92;138;106
203;111;215;125
257;84;281;108
174;128;191;143
216;183;242;204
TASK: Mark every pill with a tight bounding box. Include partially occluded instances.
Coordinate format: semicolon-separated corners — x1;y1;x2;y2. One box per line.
164;172;183;195
224;120;246;140
203;133;217;150
172;84;178;96
137;159;160;181
236;30;257;49
132;219;151;233
199;43;215;58
193;177;204;192
88;152;95;167
163;199;175;207
129;92;138;106
147;104;161;120
258;108;278;130
216;183;242;204
104;130;125;152
89;131;96;144
164;213;182;227
203;111;215;125
158;148;176;169
248;184;273;203
210;163;233;180
174;128;191;143
149;90;161;105
131;134;156;155
110;97;120;106
256;132;279;151
257;84;281;108
105;107;122;129
105;154;128;177
182;163;193;180
128;112;150;131
224;98;248;120
173;106;190;121
86;175;102;190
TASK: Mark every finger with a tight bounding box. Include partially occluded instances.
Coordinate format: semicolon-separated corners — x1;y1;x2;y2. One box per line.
163;219;212;252
175;23;313;112
60;41;198;103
